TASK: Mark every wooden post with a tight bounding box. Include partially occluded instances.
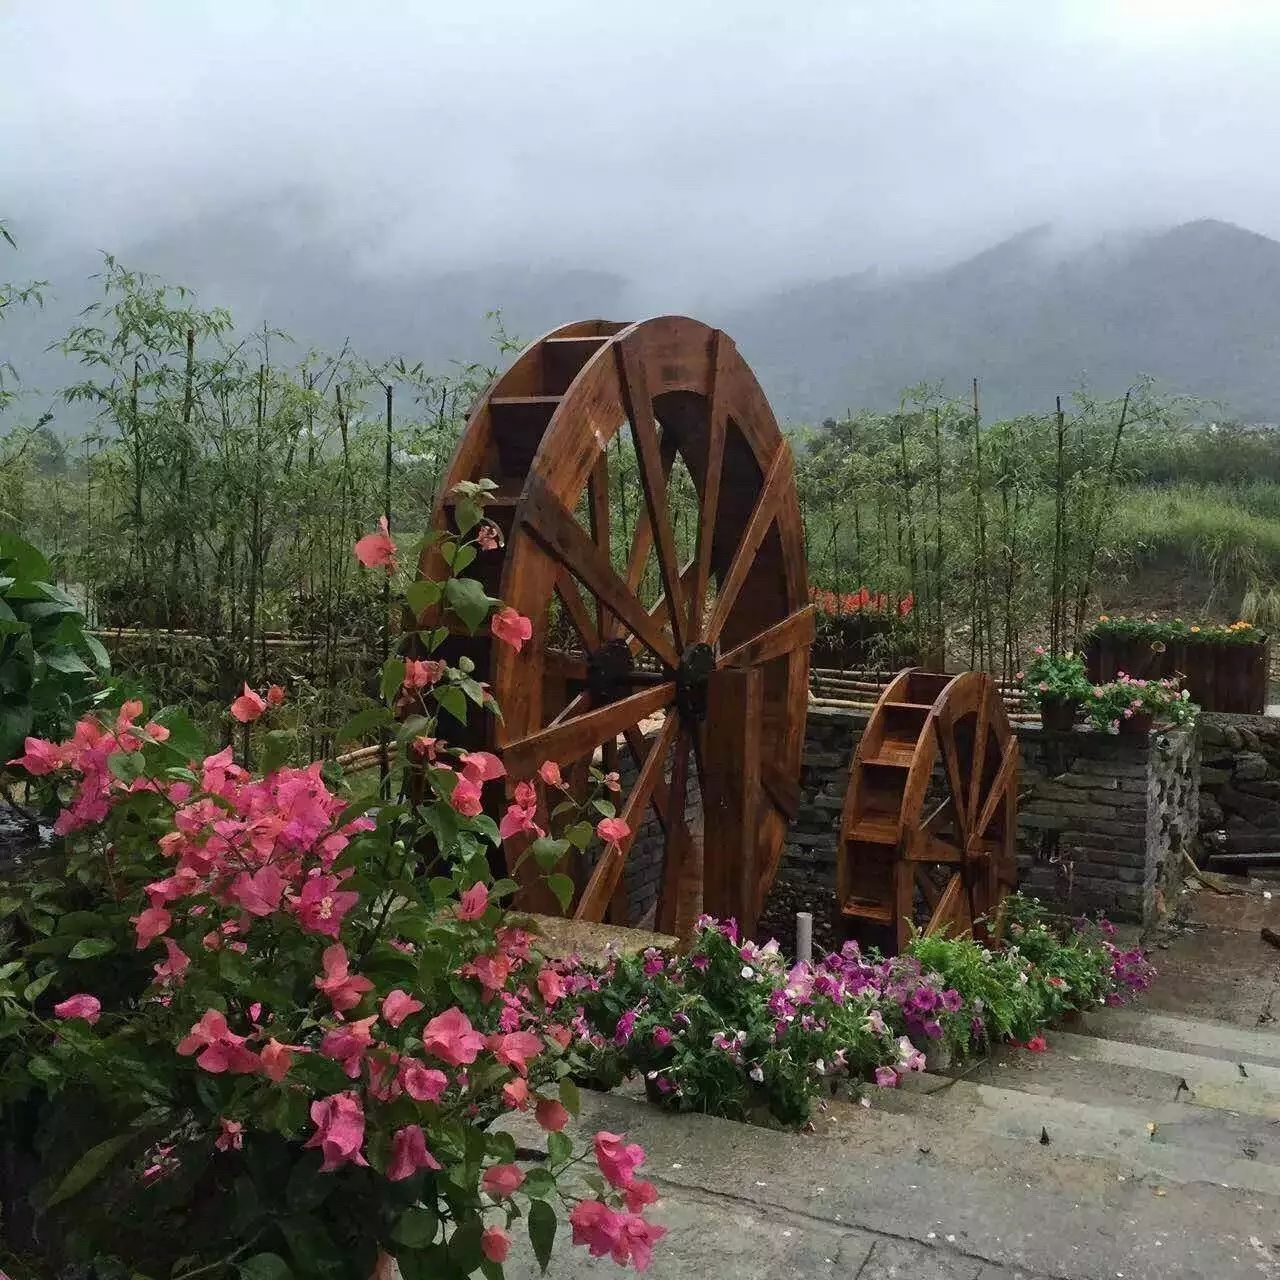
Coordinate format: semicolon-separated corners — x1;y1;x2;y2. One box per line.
701;665;763;934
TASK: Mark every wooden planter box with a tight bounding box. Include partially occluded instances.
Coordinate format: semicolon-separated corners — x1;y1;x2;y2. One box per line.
1085;634;1269;714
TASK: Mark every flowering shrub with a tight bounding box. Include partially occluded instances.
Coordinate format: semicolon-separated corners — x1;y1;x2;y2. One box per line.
1086;671;1198;732
1090;615;1265;646
0;506;663;1279
809;586;913;619
564;898;1153;1128
1018;648;1092;710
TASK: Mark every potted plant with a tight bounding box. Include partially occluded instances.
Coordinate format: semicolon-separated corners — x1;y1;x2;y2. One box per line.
1086;671;1198;735
1020;648;1092;731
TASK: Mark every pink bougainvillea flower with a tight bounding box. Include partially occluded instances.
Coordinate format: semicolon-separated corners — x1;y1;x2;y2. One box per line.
153;937;190;985
398;1058;448;1102
230;684;266;724
214;1118;244;1152
402;659;445;692
475;522;502;553
293;873;359;938
422;1007;486;1066
623;1178;659;1213
459;750;505;784
266;684;287;708
260;1038;298;1083
53;993;101;1025
304;1092;369;1172
410;734;441;762
465;951;513;994
538;759;565;789
595;817;631;848
230;864;285;917
536;967;565;1005
449;774;483;818
314;944;375;1014
502;1076;530;1109
594;1131;647;1189
481;1226;510;1263
177;1010;259;1075
535;1097;570;1132
481;1163;525;1199
8;736;62;775
354;516;397;573
1026;1033;1048;1054
603;771;621;793
455;881;489;921
320;1015;378;1079
131;905;172;949
569;1200;623;1258
381;988;425;1028
489;1030;542;1076
387;1124;443;1181
490;606;533;653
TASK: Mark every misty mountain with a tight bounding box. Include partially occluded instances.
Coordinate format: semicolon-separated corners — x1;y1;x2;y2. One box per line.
722;219;1280;423
5;216;1280;430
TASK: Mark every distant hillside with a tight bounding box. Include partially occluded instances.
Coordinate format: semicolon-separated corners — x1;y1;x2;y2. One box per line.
721;219;1280;422
5;213;1280;430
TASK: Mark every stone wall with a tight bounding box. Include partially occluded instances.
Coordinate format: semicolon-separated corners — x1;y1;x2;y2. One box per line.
1198;713;1280;861
755;707;1198;948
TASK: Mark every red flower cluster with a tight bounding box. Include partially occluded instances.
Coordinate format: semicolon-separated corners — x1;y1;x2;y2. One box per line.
809;586;914;618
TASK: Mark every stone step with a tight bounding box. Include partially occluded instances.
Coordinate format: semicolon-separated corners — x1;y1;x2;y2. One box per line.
1075;1006;1280;1069
882;1072;1280;1195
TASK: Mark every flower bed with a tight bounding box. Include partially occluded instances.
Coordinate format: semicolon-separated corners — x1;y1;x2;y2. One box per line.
808;586;920;668
1085;616;1268;714
0;508;664;1279
559;898;1155;1130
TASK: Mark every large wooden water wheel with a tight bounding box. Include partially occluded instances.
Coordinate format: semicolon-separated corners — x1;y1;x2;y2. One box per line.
837;669;1019;952
418;317;812;939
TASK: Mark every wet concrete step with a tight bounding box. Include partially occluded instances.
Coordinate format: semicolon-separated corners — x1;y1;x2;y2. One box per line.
1074;1006;1280;1069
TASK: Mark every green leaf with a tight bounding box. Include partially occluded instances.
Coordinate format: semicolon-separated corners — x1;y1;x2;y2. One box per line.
444;577;494;631
393;1205;440;1249
546;874;575;913
238;1254;294;1280
45;1132;135;1207
106;750;146;783
67;937;114;960
82;631;111;672
42;645;92;675
530;836;570;871
405;578;442;617
23;972;53;1002
285;1156;333;1213
336;705;392;744
435;684;468;725
260;729;295;774
592;799;616;818
528;1199;557;1273
380;657;406;704
546;1131;572;1167
522;1166;556;1199
454;497;483;536
565;821;594;852
447;1216;483;1274
450;545;477;575
559;1077;581;1117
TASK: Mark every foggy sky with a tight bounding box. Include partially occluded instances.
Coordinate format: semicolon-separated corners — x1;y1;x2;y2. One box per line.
4;0;1280;308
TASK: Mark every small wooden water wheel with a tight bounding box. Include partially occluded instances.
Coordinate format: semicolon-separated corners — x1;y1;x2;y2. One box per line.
419;317;812;939
837;669;1019;952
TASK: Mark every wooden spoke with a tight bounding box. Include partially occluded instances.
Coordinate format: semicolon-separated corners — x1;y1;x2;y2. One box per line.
616;343;687;652
586;456;612;633
719;605;815;669
967;690;991;835
627;559;696;659
502;681;674;779
550;690;591;727
522;473;678;668
973;741;1017;840
555;570;599;652
706;443;793;643
575;711;681;922
761;757;801;821
543;651;590;684
687;330;727;643
655;730;694;934
935;716;970;835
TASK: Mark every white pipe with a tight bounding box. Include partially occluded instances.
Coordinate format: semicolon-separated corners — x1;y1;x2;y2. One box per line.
795;912;813;965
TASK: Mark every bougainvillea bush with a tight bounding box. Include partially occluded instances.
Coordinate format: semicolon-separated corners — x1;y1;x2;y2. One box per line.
0;507;663;1279
566;899;1154;1129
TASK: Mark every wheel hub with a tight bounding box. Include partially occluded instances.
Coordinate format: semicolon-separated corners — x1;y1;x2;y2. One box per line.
586;638;635;701
675;642;715;722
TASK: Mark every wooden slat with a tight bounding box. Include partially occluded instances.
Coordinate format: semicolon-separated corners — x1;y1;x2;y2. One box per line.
555;570;599;652
687;329;727;644
974;741;1017;840
521;473;678;668
706;444;792;643
761;758;801;821
575;712;681;922
586;456;612;634
720;605;815;669
617;342;687;653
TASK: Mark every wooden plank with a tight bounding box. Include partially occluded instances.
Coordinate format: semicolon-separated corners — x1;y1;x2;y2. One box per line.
617;342;687;653
687;329;726;644
761;757;801;821
720;606;815;669
586;456;612;634
521;472;678;668
555;569;599;652
575;712;680;922
700;666;763;933
973;741;1017;839
705;444;792;643
502;681;675;779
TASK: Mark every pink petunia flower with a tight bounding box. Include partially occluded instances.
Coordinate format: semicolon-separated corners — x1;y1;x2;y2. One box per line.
490;606;533;653
354;516;397;573
53;993;101;1025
